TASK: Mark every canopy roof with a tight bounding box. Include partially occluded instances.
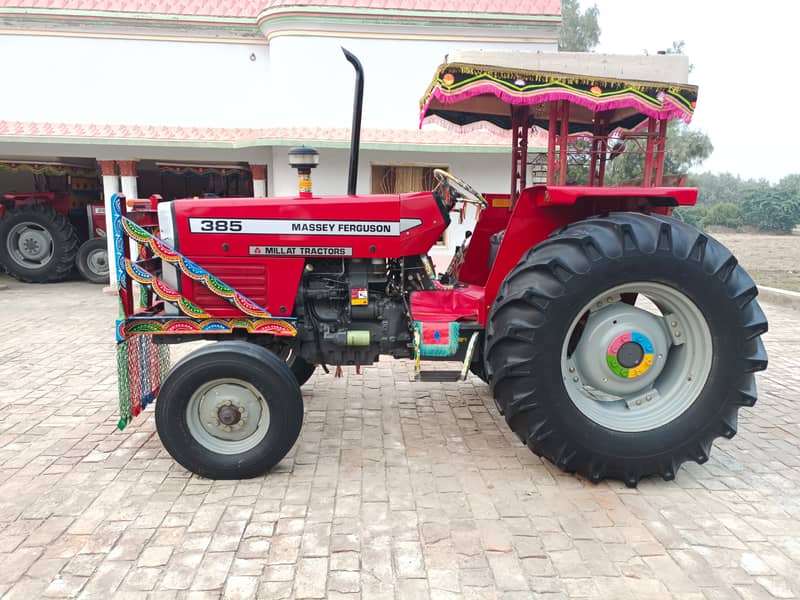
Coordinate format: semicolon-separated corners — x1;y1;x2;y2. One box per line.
420;51;698;134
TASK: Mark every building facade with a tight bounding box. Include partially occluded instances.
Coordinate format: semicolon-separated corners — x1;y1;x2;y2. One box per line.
0;0;559;270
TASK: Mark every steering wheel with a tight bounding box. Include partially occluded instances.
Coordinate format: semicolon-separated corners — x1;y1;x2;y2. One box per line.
433;169;487;209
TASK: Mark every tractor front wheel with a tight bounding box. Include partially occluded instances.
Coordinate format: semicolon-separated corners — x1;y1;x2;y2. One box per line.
76;238;109;284
486;212;768;487
155;341;304;479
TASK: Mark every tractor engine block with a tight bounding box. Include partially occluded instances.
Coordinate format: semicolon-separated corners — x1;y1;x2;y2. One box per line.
293;257;427;366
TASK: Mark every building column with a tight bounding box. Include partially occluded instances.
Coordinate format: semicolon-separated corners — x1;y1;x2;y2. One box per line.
250;164;267;197
118;160;139;200
117;161;142;273
98;160;119;287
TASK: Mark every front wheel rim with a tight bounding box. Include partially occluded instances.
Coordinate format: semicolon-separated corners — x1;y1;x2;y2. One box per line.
86;247;109;276
186;378;271;454
561;282;713;433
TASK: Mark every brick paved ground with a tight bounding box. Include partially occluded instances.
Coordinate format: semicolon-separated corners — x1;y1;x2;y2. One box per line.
0;274;798;600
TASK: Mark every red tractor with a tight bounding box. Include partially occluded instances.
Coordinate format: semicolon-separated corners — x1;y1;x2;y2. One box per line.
114;50;767;487
0;190;108;284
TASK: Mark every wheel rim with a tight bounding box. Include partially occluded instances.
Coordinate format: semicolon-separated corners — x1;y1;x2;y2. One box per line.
86;247;109;276
561;282;713;432
185;378;270;454
6;222;54;269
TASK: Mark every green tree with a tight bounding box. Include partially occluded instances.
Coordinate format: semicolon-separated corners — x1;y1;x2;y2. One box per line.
559;0;601;52
606;122;714;185
740;189;800;233
777;173;800;197
701;202;742;229
688;172;747;205
674;205;707;229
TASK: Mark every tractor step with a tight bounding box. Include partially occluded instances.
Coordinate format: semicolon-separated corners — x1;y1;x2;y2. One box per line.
418;370;463;382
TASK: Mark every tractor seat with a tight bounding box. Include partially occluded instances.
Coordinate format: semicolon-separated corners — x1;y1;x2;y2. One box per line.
488;229;505;270
410;285;483;322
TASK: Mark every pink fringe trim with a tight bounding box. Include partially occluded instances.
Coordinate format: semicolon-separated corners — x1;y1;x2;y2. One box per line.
420;115;512;137
420;84;694;129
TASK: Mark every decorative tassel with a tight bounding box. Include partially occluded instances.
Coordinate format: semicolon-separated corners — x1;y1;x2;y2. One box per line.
421;84;694;133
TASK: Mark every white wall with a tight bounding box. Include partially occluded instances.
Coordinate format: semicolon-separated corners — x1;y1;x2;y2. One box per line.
0;32;554;132
269;36;555;131
0;35;272;127
269;147;508;196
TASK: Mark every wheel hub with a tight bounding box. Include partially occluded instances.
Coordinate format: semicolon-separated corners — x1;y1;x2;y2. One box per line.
87;249;108;275
607;332;655;378
186;380;269;453
217;404;242;426
10;223;52;263
571;303;668;397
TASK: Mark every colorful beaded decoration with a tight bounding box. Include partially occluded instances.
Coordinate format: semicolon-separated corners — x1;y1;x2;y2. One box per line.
606;331;655;379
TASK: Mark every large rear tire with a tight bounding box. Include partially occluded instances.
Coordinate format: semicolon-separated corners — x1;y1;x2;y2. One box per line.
486;212;768;487
0;205;79;283
155;341;304;479
255;341;316;386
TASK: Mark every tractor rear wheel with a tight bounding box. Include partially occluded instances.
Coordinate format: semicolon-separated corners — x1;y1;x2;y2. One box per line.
0;205;79;283
486;212;768;487
155;341;304;479
256;342;316;386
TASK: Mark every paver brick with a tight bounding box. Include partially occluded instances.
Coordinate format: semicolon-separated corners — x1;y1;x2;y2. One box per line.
1;280;799;598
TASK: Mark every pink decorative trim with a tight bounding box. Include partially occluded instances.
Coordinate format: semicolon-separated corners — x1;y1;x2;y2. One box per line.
421;114;511;137
0;121;511;148
421;114;550;145
0;0;561;18
421;84;693;129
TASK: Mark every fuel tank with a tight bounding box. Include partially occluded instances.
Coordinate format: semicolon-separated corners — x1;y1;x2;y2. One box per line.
162;192;447;318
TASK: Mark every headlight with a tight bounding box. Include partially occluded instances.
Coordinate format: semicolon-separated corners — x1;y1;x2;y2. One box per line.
156;201;180;315
157;201;175;247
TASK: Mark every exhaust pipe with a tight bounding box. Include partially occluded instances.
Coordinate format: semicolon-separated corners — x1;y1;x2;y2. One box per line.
342;48;364;196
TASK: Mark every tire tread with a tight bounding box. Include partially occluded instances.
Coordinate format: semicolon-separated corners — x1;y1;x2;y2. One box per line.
0;205;79;283
486;212;768;487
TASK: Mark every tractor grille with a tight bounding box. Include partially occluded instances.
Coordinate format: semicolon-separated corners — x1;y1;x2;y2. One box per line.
190;262;268;312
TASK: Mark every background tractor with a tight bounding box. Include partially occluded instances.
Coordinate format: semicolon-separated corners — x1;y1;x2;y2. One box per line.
0;171;108;284
114;49;768;487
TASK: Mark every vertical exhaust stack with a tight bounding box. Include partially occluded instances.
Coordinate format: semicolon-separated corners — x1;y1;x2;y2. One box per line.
342;48;364;196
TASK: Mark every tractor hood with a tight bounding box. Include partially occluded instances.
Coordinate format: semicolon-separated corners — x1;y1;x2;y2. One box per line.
161;192;446;260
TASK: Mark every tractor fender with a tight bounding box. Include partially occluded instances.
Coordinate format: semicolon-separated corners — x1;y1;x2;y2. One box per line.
479;185;698;323
538;185;697;208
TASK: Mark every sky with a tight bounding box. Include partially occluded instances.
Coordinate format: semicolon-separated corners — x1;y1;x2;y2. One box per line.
591;0;793;182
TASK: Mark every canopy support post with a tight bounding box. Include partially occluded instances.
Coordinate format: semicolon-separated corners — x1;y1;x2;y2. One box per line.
589;114;602;186
597;114;608;187
547;103;557;185
643;117;657;187
511;108;519;203
558;101;570;185
654;118;668;186
510;105;530;206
